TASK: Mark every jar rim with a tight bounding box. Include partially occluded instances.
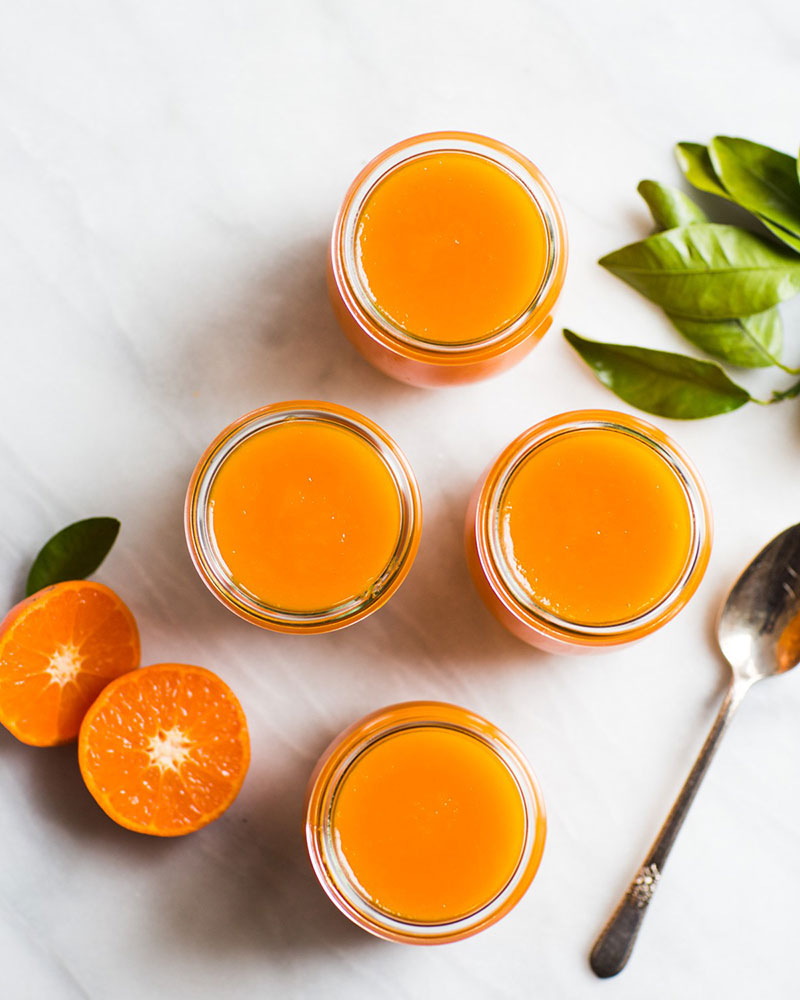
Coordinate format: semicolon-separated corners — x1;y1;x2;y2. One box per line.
184;401;422;633
305;701;546;944
332;131;568;362
474;410;713;644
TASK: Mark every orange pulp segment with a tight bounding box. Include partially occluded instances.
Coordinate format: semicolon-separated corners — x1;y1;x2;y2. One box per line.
0;581;140;746
332;726;526;922
209;418;402;612
499;428;693;625
356;150;549;344
78;663;250;836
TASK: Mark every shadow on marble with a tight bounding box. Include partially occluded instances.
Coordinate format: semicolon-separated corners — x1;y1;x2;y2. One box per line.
115;465;248;661
7;565;28;611
0;725;175;860
0;720;373;959
161;233;426;434
326;473;551;679
153;726;376;959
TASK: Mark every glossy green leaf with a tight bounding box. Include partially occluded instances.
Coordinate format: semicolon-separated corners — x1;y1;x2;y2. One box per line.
26;517;120;596
675;142;731;200
758;217;800;255
563;329;751;419
677;140;800;254
666;307;783;369
599;223;800;319
708;137;800;251
637;180;708;230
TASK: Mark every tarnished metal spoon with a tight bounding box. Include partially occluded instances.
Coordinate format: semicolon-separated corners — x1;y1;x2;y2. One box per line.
590;523;800;978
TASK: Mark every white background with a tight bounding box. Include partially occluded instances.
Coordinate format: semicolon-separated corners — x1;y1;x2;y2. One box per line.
1;1;799;997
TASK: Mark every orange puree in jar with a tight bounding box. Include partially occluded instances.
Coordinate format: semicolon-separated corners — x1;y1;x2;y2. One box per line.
208;419;402;612
332;726;526;922
356;151;550;344
499;428;693;626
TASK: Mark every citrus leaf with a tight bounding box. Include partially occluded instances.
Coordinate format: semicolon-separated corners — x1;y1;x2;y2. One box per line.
563;329;751;419
637;180;708;230
26;517;120;596
758;217;800;255
599;223;800;319
675;142;731;200
709;137;800;250
666;308;784;369
677;140;800;254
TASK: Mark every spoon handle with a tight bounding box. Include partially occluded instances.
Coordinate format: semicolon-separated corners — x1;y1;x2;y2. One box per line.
589;677;752;978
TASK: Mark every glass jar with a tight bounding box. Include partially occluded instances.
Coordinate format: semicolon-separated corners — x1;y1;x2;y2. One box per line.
185;401;422;633
305;701;546;945
328;131;568;387
466;410;712;652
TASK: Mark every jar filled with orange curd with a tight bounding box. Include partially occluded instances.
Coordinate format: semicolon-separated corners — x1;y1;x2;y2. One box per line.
305;702;546;944
185;401;421;633
328;132;568;387
466;410;712;652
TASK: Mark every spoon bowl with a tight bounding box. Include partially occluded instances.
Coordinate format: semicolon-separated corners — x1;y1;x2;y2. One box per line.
718;523;800;681
590;523;800;978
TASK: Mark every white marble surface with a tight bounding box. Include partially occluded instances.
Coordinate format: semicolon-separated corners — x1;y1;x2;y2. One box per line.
2;1;800;997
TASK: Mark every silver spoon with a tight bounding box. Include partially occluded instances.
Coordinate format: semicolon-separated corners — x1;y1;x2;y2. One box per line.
590;522;800;978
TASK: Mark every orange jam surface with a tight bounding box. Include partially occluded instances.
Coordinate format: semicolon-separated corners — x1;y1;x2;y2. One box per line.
499;429;693;626
356;151;549;345
332;726;526;922
208;419;401;612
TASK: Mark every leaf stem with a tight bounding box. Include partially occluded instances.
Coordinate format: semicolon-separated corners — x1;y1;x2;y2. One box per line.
768;379;800;403
750;379;800;405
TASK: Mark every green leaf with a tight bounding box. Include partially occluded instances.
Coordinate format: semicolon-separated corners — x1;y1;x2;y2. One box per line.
675;142;731;200
26;517;120;597
666;307;784;369
758;217;800;255
677;140;800;254
708;137;800;251
599;223;800;319
637;180;708;230
563;329;751;419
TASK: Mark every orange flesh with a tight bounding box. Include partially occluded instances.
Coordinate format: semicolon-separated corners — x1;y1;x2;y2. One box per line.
499;429;693;625
356;151;549;344
78;663;250;836
209;420;402;612
0;581;140;746
332;727;526;922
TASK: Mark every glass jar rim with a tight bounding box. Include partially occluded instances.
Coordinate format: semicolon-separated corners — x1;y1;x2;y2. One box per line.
184;401;422;633
475;410;713;643
333;131;568;359
305;700;546;945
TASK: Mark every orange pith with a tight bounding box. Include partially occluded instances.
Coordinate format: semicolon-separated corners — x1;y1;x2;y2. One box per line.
78;663;250;837
0;581;140;746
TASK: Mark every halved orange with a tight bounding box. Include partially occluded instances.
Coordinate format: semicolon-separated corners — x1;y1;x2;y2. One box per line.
78;663;250;836
0;581;140;746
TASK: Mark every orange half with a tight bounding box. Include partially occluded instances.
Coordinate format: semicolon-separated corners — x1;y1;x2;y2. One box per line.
78;663;250;836
0;581;140;746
